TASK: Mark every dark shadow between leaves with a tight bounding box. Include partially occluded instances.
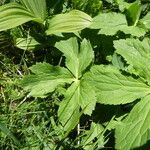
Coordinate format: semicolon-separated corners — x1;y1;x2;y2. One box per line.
133;140;150;150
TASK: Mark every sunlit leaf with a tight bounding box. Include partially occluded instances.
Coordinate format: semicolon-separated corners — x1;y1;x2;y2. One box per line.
114;38;150;83
126;1;141;26
116;95;150;150
55;37;94;78
19;0;46;21
21;63;74;97
58;78;96;131
0;3;35;31
46;10;92;35
58;82;80;131
89;12;146;36
140;12;150;29
87;65;150;104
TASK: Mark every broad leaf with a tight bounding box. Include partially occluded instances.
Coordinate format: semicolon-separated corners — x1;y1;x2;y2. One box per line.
90;12;126;28
114;38;150;83
55;37;95;131
115;94;150;150
21;63;74;97
55;37;94;78
19;0;47;21
46;10;92;35
87;65;150;104
89;12;146;36
118;25;146;37
0;3;35;31
90;12;127;34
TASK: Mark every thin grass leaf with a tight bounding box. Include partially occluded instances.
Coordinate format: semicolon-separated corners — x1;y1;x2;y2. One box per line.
0;122;20;145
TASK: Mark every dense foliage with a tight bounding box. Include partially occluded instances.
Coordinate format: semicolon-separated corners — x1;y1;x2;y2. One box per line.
0;0;150;149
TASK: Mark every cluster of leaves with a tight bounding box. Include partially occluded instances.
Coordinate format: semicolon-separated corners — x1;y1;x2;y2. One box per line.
1;0;150;149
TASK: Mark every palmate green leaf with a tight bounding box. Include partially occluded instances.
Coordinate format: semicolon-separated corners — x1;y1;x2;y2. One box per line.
55;37;94;78
21;38;96;134
0;3;35;31
87;65;150;105
21;63;74;97
19;0;47;21
46;10;92;35
114;38;150;83
115;94;150;150
55;37;95;131
89;12;146;37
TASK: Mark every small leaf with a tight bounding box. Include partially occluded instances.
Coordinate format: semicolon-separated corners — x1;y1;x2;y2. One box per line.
82;122;104;149
87;65;150;105
15;37;40;50
116;0;130;12
112;53;125;70
46;10;92;35
21;63;74;97
115;94;150;150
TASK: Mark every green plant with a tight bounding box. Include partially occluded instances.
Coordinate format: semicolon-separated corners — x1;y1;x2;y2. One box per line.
1;0;150;149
